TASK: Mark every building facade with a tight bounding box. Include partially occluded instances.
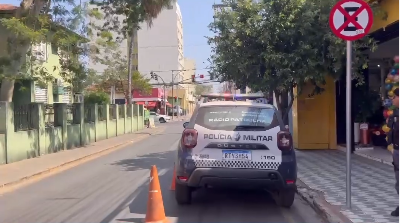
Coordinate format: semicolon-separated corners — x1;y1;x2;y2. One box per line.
137;1;184;87
87;5;139;75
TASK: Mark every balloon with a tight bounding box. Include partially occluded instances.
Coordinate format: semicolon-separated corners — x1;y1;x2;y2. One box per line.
387;109;394;116
382;124;391;133
384;99;392;107
388;74;394;80
385;78;392;84
383;110;389;118
388;144;394;152
391;69;398;75
392;86;399;92
394;56;399;63
395;63;399;69
393;75;399;82
386;84;393;90
390;105;397;110
388;90;394;97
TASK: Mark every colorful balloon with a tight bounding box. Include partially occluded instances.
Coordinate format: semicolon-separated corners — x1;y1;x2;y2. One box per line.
382;124;391;133
388;90;394;97
391;69;398;75
385;78;392;84
384;99;392;107
388;74;394;81
393;75;399;82
386;84;393;90
395;63;399;69
388;109;394;116
394;56;399;63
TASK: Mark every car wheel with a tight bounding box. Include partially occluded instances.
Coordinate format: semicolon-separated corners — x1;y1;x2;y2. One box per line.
276;188;295;208
175;182;192;205
159;118;166;123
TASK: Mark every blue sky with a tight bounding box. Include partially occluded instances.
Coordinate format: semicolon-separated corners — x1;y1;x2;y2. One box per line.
2;0;220;90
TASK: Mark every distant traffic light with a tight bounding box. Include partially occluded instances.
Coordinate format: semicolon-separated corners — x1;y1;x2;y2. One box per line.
199;74;204;78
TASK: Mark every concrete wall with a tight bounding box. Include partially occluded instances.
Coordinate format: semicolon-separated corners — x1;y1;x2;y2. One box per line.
0;102;145;165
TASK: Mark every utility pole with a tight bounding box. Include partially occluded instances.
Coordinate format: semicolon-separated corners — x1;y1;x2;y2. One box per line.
171;70;175;120
171;69;186;120
127;28;135;105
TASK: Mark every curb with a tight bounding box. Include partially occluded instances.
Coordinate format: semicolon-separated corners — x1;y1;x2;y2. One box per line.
296;180;352;223
0;127;165;191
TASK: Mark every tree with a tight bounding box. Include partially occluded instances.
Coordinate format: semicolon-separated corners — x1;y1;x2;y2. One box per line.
0;0;89;101
208;0;384;123
94;47;151;101
88;0;174;104
195;84;213;96
84;91;110;104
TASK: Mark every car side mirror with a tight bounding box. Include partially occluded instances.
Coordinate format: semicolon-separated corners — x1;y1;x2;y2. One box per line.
183;122;189;128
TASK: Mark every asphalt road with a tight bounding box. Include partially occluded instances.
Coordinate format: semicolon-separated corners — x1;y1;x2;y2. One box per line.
0;121;324;223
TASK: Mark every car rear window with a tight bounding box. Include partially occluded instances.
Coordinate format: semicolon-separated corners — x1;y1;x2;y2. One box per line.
195;106;279;131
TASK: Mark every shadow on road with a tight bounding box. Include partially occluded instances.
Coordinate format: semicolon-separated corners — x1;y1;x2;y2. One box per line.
108;150;279;223
110;150;176;171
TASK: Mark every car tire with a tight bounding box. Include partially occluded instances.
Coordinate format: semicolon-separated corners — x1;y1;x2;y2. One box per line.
159;118;165;123
276;188;295;208
175;182;192;205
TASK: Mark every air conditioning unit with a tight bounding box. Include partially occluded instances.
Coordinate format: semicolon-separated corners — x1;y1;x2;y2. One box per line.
74;94;84;103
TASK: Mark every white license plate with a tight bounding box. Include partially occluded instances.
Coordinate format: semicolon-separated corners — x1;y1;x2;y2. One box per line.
222;150;251;160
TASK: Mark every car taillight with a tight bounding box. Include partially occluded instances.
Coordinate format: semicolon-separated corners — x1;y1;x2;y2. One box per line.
277;131;292;150
181;129;198;149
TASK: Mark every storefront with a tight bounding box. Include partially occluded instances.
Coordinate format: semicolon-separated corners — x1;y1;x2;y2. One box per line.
132;88;171;114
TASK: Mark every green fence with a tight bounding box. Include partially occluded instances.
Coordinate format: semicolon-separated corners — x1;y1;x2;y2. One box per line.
0;102;145;165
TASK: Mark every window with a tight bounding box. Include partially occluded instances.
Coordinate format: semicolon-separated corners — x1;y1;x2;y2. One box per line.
51;43;58;55
167;5;173;9
195;106;279;131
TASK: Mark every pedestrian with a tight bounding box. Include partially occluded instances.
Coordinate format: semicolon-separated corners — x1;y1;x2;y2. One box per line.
387;88;399;217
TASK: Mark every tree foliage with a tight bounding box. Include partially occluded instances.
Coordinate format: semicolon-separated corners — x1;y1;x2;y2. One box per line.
208;0;383;121
94;46;152;100
0;0;90;101
0;0;174;102
84;91;110;104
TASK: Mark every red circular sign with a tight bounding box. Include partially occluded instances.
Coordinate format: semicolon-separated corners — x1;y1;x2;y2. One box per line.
329;0;373;41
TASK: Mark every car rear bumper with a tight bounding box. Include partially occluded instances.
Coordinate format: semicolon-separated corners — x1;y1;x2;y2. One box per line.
179;168;296;190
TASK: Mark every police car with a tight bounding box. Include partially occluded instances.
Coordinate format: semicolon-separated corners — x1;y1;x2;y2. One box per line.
175;93;297;207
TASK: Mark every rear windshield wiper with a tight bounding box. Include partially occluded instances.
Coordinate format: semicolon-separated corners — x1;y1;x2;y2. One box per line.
233;125;266;131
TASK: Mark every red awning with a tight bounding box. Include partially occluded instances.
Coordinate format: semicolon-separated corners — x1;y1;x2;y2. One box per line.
166;102;172;107
135;101;145;105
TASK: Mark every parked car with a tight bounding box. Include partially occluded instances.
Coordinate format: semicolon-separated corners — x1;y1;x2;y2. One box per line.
150;112;171;123
175;97;296;207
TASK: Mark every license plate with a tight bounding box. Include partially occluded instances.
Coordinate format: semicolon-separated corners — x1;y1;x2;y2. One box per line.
222;150;251;160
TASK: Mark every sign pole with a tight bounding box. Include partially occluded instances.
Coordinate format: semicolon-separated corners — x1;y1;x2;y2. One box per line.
345;40;352;209
329;0;373;210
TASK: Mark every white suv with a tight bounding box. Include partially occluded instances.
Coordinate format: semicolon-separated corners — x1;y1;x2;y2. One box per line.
175;99;297;207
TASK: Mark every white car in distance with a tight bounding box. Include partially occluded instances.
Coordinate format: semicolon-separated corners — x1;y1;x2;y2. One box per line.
150;112;171;123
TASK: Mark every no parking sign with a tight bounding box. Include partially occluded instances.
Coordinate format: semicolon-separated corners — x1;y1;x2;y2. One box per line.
329;0;373;41
329;0;374;209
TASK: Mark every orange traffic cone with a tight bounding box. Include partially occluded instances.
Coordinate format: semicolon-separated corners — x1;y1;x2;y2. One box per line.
145;165;168;223
170;166;176;191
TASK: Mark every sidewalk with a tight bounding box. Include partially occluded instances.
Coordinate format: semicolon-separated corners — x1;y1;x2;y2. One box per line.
0;126;166;189
338;145;393;165
297;149;398;223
